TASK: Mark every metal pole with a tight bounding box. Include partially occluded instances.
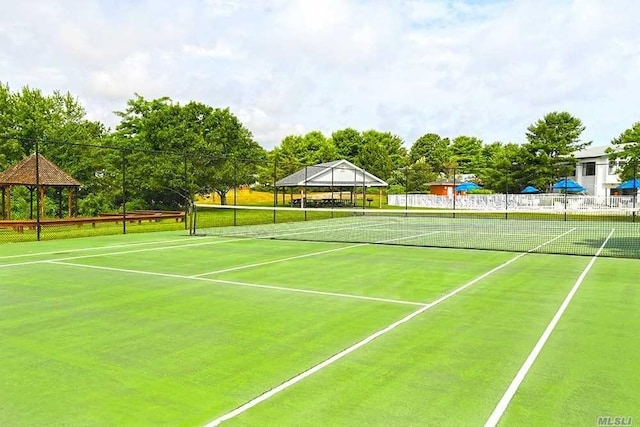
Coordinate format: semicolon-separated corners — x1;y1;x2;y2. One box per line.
362;167;366;212
183;155;189;231
35;140;41;241
233;160;237;226
304;166;308;221
405;167;409;214
564;174;568;222
331;166;335;218
273;156;277;223
505;172;509;220
633;157;637;223
452;168;456;218
122;149;127;234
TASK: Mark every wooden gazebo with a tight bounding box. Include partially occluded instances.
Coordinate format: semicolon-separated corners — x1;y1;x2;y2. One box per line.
0;154;81;220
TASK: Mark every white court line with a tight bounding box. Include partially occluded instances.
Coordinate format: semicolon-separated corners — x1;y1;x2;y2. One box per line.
0;236;201;261
484;228;615;427
378;231;443;243
190;243;367;277
0;238;243;269
191;231;442;278
46;261;425;306
248;221;384;240
203;228;577;426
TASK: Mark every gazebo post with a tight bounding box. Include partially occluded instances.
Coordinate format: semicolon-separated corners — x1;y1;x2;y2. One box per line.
1;186;5;219
56;188;63;218
67;188;73;217
39;186;46;219
6;186;11;220
28;186;34;219
0;154;81;223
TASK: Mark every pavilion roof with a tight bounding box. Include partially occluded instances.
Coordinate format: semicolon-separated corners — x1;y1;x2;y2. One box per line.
275;159;388;187
0;154;81;187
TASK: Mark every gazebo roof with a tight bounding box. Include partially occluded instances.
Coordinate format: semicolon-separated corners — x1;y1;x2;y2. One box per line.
0;154;81;187
276;159;388;187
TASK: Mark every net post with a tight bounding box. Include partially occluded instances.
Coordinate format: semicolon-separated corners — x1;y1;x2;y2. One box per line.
304;166;307;221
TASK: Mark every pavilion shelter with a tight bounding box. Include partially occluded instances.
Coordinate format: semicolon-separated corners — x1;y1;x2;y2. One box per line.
0;154;81;220
275;159;388;208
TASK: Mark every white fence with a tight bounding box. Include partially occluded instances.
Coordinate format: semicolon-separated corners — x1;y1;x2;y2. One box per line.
387;194;637;210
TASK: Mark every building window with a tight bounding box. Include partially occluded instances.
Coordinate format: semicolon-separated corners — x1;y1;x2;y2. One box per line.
582;162;596;176
609;160;626;174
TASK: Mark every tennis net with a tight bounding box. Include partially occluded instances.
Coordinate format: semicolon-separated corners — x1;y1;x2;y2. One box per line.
192;204;640;259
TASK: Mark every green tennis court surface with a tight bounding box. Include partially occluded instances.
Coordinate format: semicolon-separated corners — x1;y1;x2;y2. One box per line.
1;231;638;426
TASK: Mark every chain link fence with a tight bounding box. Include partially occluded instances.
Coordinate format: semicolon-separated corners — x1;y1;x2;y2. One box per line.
1;138;638;244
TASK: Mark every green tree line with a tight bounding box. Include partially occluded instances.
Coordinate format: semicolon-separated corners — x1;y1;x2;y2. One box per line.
1;82;639;218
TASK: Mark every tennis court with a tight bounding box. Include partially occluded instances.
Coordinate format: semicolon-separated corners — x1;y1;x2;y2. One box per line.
1;211;638;426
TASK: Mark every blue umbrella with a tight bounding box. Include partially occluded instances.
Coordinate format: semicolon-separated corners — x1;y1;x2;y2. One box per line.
616;178;640;189
552;178;585;193
521;185;540;194
455;182;481;192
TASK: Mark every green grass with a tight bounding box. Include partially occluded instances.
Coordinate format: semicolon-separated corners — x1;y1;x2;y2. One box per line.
0;218;187;244
1;232;638;426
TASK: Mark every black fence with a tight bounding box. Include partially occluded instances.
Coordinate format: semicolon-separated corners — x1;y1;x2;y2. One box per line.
0;136;638;245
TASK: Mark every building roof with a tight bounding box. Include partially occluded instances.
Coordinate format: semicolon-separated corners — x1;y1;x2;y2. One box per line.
575;145;620;159
276;159;388;187
426;179;457;186
0;154;81;187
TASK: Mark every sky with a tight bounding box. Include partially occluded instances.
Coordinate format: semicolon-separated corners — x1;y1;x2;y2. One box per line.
1;0;639;149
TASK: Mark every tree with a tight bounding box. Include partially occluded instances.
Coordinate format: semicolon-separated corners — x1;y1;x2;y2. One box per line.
406;159;437;192
300;131;338;164
0;83;108;216
608;122;640;181
522;111;591;191
332;128;363;162
356;138;393;182
450;135;483;173
477;142;529;193
409;133;451;172
113;95;264;207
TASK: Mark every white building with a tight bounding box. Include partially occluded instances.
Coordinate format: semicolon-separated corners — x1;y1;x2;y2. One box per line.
573;146;624;197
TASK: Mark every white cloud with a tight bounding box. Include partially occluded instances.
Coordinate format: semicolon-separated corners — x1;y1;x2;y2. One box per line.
1;0;639;148
89;52;168;100
183;42;236;58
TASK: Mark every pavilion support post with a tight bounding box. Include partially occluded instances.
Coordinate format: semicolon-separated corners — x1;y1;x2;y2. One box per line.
29;187;34;219
1;187;5;219
6;186;12;220
379;188;382;208
68;188;73;217
57;188;63;218
39;186;46;219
